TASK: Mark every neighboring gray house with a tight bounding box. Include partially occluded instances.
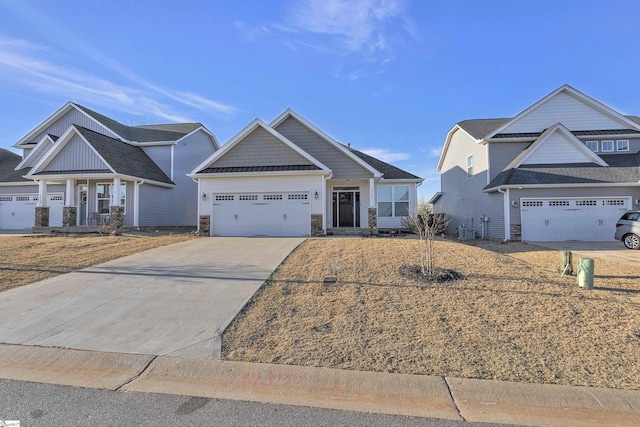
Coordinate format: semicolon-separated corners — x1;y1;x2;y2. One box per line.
0;102;218;230
435;84;640;242
190;109;423;236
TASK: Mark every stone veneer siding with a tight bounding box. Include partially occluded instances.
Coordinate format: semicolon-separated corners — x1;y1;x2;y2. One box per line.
199;215;211;236
311;214;323;236
109;205;124;229
63;206;77;227
35;206;49;227
368;207;378;235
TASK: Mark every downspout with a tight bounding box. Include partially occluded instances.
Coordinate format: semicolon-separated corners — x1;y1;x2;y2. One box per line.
497;188;510;241
134;180;142;230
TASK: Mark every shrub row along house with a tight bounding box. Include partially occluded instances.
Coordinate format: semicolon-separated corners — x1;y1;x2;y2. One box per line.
434;85;640;242
0;103;422;236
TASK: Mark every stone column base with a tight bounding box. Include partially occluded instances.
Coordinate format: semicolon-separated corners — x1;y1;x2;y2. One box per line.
311;214;323;236
199;215;211;236
368;207;378;235
35;206;50;227
63;206;77;227
109;205;124;229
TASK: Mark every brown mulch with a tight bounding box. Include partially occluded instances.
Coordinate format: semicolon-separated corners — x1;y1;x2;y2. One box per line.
222;238;640;390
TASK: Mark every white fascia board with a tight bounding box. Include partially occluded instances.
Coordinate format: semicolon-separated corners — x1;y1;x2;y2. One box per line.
27;125;116;177
13;102;75;148
485;181;640;193
378;178;425;183
270;109;382;177
189;169;332;179
134;141;177;146
0;181;37;186
436;125;482;171
175;126;220;150
484;85;640;140
15;134;55;170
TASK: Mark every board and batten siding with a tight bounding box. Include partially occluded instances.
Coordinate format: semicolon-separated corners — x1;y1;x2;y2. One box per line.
274;117;372;179
523;132;591;165
199;175;325;218
487;142;530;181
31;108;118;143
438;127;491;236
502;92;628;133
42;135;108;172
215;127;313;168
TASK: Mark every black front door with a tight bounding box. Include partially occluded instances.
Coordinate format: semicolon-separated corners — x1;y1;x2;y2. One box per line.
332;190;361;227
339;192;354;227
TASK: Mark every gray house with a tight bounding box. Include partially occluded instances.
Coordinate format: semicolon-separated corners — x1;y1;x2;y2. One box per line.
190;109;423;236
0;102;218;230
435;85;640;242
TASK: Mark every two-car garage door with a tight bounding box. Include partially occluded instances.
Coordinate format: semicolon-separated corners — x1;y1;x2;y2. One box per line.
521;197;631;242
0;194;64;229
211;192;311;236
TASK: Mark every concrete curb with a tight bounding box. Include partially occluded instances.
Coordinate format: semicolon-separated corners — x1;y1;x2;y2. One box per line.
123;356;461;420
0;344;154;390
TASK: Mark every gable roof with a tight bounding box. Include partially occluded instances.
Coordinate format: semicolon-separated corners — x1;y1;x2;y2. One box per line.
346;146;422;180
28;126;173;185
0;149;31;183
190;118;330;176
485;151;640;190
505;123;607;168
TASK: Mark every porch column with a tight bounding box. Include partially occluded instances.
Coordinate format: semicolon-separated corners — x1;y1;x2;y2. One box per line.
63;179;77;227
110;177;124;229
368;178;377;235
35;180;49;227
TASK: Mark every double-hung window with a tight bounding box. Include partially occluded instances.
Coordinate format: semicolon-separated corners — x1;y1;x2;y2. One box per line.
467;155;473;179
97;183;126;214
377;185;410;217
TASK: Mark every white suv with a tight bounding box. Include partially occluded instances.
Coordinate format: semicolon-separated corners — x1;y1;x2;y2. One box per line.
614;210;640;250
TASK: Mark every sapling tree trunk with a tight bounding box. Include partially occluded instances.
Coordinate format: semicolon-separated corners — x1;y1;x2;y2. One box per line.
401;207;450;277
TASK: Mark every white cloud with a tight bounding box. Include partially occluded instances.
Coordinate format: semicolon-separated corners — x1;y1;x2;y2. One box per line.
0;35;236;122
429;147;442;158
360;147;410;162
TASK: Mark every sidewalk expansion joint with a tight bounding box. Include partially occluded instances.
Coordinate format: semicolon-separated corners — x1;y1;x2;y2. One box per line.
114;355;157;391
443;376;465;422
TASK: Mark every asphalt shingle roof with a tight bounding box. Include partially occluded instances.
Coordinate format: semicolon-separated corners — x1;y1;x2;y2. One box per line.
0;149;30;183
485;151;640;189
75;104;200;143
70;126;174;184
346;146;422;180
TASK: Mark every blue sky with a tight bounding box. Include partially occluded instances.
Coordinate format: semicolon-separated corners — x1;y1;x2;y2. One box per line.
1;0;640;200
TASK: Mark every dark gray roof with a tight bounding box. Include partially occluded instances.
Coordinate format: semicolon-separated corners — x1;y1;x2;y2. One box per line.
32;169;111;175
0;148;30;183
74;104;199;143
346;147;422;180
485;151;640;190
198;165;320;174
457;118;510;139
493;129;640;139
73;126;173;184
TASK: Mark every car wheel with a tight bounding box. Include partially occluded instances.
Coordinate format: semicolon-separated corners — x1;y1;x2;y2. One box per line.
623;233;640;250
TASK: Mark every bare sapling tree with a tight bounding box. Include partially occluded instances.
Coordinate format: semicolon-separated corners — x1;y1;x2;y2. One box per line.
401;205;450;277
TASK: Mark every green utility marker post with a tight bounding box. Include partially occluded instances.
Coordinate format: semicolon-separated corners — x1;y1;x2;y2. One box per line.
577;258;594;290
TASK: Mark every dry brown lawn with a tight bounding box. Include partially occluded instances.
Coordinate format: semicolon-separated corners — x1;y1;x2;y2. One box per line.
0;232;196;292
223;237;640;390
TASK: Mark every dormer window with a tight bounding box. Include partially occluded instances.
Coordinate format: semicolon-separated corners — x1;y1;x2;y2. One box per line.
601;140;614;152
586;141;598;152
616;140;629;151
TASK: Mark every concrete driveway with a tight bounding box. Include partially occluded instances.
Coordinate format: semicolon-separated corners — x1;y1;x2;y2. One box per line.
533;241;640;268
0;237;303;358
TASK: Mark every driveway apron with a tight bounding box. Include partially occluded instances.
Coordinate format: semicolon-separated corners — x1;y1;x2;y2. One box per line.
0;237;303;358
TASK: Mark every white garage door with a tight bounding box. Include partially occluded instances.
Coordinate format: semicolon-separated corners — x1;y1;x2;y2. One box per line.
521;197;631;242
211;192;311;236
0;194;65;229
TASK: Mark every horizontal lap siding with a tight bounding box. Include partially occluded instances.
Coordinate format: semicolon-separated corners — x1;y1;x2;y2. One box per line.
199;175;325;217
503;92;627;133
488;142;530;181
524;132;587;164
215;127;313;167
142;146;172;178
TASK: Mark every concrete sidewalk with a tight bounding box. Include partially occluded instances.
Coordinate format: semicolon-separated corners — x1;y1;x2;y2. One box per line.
0;343;638;426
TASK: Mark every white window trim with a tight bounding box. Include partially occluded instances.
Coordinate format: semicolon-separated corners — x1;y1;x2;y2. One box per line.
467;155;473;179
96;182;126;215
616;140;629;151
586;140;598;152
377;185;410;218
601;140;614;152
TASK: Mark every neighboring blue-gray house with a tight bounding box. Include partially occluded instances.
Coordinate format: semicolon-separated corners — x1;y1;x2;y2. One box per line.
0;102;218;230
190;109;423;236
435;85;640;242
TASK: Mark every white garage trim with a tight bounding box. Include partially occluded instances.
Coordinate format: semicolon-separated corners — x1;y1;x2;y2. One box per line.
211;192;311;236
520;196;631;242
0;193;65;229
